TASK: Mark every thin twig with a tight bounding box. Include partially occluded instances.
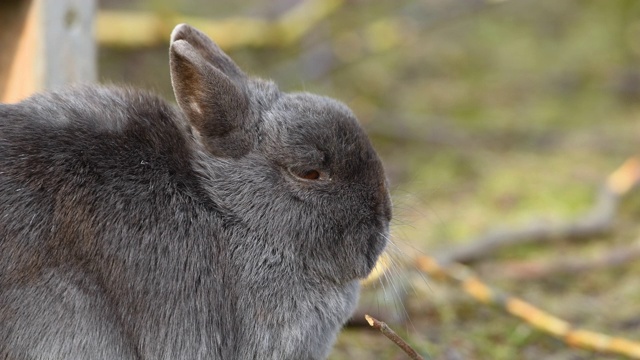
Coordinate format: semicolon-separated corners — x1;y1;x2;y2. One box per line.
365;315;425;360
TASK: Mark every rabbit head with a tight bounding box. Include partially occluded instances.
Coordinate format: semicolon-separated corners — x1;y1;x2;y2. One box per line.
170;24;391;285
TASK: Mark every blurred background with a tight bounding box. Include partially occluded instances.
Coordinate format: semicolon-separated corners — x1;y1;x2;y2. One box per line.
97;0;640;358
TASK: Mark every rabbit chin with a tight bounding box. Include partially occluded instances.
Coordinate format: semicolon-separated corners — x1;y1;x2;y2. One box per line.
364;231;389;276
347;229;389;281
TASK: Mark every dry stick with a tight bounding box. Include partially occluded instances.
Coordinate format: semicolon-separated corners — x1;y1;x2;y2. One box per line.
483;241;640;280
435;157;640;265
365;315;425;360
415;255;640;359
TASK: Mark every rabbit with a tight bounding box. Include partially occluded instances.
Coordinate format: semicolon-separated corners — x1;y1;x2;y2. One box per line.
0;24;391;360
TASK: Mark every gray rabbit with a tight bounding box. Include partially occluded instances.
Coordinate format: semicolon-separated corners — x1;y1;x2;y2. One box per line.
0;24;391;359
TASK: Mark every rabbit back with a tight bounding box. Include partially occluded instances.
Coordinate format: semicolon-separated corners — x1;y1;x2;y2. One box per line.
0;86;226;359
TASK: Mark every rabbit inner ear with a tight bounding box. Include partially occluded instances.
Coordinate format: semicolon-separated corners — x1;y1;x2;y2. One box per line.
170;39;252;158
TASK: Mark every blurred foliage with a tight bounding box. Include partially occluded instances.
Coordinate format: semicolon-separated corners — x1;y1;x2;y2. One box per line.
99;0;640;358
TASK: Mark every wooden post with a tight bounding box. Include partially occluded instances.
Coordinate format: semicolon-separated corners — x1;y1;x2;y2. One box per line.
0;0;96;103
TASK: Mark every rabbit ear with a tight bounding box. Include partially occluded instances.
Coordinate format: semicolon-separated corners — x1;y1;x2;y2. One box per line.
170;24;246;81
169;25;251;157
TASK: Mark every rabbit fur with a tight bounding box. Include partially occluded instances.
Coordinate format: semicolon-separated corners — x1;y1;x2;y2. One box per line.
0;24;391;360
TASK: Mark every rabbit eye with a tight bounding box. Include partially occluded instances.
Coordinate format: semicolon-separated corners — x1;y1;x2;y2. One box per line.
298;169;320;180
288;166;327;182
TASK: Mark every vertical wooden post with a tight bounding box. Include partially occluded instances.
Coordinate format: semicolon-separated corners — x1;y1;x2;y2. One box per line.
0;0;96;104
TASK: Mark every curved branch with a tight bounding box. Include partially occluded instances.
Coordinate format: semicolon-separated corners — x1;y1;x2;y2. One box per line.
435;157;640;264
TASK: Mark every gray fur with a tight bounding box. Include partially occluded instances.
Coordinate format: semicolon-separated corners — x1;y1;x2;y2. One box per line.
0;24;391;360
